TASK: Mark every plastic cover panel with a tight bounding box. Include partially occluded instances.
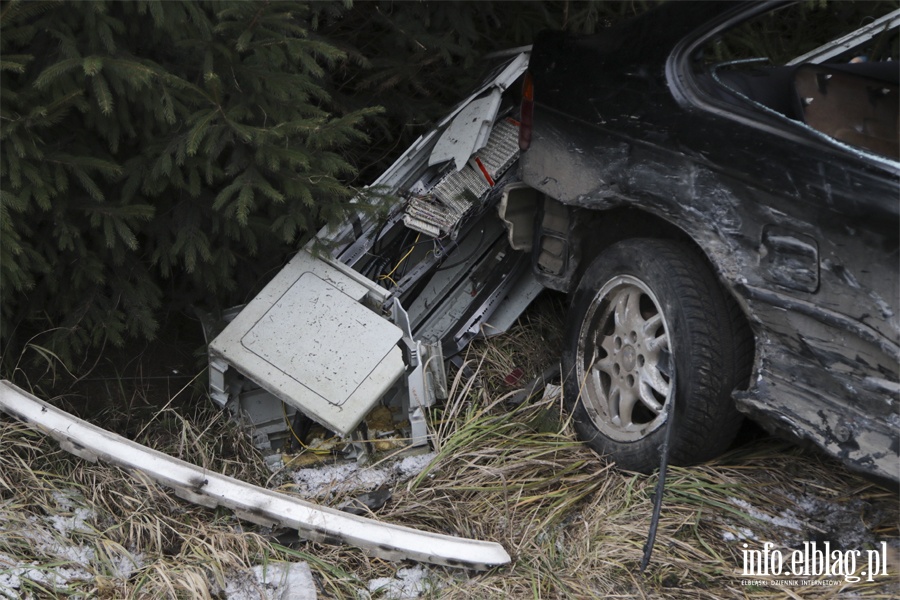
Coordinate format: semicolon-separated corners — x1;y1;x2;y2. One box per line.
209;251;404;435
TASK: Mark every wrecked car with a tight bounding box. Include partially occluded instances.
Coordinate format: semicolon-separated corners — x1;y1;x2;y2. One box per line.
519;0;899;480
205;0;898;483
2;0;897;569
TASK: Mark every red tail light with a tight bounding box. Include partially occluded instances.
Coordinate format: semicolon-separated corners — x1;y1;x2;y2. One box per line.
519;71;534;152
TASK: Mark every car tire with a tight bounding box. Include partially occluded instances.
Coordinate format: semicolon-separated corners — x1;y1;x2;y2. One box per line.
562;238;751;473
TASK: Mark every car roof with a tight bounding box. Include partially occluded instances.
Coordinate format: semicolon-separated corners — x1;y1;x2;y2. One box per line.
533;1;762;68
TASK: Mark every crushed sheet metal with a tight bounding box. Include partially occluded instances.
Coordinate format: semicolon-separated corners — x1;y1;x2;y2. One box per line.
0;381;511;570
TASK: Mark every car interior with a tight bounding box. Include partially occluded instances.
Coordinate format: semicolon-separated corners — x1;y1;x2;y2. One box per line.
699;4;899;160
711;61;898;159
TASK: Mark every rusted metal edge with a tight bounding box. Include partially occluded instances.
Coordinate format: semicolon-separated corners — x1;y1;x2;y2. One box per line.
0;380;511;570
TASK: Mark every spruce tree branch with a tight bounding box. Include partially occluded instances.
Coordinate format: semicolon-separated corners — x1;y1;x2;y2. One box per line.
247;2;269;31
375;6;427;51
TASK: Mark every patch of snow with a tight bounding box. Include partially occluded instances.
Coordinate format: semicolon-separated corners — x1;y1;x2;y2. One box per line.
394;453;435;481
0;490;147;597
49;491;79;511
721;527;757;542
781;491;880;550
290;453;435;501
219;561;317;600
0;553;23;598
361;565;433;599
729;497;805;532
222;569;260;599
46;491;95;536
47;507;93;536
0;550;92;598
723;490;894;552
292;462;391;499
105;548;146;579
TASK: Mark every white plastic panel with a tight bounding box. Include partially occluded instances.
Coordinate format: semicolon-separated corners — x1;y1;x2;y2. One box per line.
209;250;404;435
0;381;512;570
429;89;502;171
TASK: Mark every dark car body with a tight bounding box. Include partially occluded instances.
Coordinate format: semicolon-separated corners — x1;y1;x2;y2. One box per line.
204;1;897;484
519;1;899;480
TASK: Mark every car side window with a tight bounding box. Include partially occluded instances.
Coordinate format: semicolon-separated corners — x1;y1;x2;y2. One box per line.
695;1;899;160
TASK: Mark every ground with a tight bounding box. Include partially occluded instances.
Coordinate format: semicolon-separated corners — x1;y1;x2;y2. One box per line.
1;294;897;599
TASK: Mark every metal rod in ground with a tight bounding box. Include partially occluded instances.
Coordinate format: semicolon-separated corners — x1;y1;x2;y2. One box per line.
640;398;675;572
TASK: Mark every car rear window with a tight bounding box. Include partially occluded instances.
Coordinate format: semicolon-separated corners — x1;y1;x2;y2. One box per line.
696;1;899;160
703;2;898;67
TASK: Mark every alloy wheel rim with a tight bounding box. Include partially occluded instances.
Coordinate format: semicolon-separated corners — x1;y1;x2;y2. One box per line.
576;275;674;442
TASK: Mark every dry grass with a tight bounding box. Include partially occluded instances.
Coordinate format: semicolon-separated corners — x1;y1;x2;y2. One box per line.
1;293;897;598
378;374;899;599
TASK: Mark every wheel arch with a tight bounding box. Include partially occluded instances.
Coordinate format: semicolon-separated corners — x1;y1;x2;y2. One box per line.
565;204;757;393
569;206;693;289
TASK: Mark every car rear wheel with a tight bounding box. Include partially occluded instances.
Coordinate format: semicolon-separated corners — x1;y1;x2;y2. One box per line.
563;238;751;473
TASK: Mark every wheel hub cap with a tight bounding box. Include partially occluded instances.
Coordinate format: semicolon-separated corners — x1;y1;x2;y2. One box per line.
620;345;637;372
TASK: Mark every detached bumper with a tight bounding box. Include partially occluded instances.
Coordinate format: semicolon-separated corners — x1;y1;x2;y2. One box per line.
0;380;511;570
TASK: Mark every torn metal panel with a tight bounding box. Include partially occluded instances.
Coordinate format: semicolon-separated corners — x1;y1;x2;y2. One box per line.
0;381;511;570
320;52;529;260
734;284;899;481
734;362;900;483
208;50;540;456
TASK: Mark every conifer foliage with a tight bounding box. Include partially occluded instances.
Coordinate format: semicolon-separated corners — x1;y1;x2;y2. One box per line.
1;0;377;370
1;0;637;379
